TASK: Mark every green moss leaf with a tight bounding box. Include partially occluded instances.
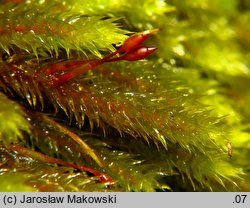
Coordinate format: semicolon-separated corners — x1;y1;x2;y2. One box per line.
0;92;30;145
0;3;128;58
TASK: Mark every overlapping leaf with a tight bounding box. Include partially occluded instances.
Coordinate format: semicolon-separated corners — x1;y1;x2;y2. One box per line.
0;0;247;192
0;57;242;190
0;2;127;58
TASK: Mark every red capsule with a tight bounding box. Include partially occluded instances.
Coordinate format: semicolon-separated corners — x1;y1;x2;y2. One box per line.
118;29;159;54
122;46;157;61
98;29;159;63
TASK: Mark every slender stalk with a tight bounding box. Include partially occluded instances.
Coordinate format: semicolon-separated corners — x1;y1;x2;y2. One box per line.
41;114;104;168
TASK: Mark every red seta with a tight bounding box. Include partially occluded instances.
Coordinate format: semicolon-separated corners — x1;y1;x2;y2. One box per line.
42;29;158;87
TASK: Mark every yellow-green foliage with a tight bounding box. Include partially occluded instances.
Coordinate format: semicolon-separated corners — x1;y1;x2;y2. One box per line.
0;2;127;58
0;92;30;145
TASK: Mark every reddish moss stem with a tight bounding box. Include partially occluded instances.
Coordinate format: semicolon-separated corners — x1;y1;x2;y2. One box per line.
11;144;113;183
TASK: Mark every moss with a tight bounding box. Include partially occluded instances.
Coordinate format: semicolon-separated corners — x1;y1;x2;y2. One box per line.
0;0;249;191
